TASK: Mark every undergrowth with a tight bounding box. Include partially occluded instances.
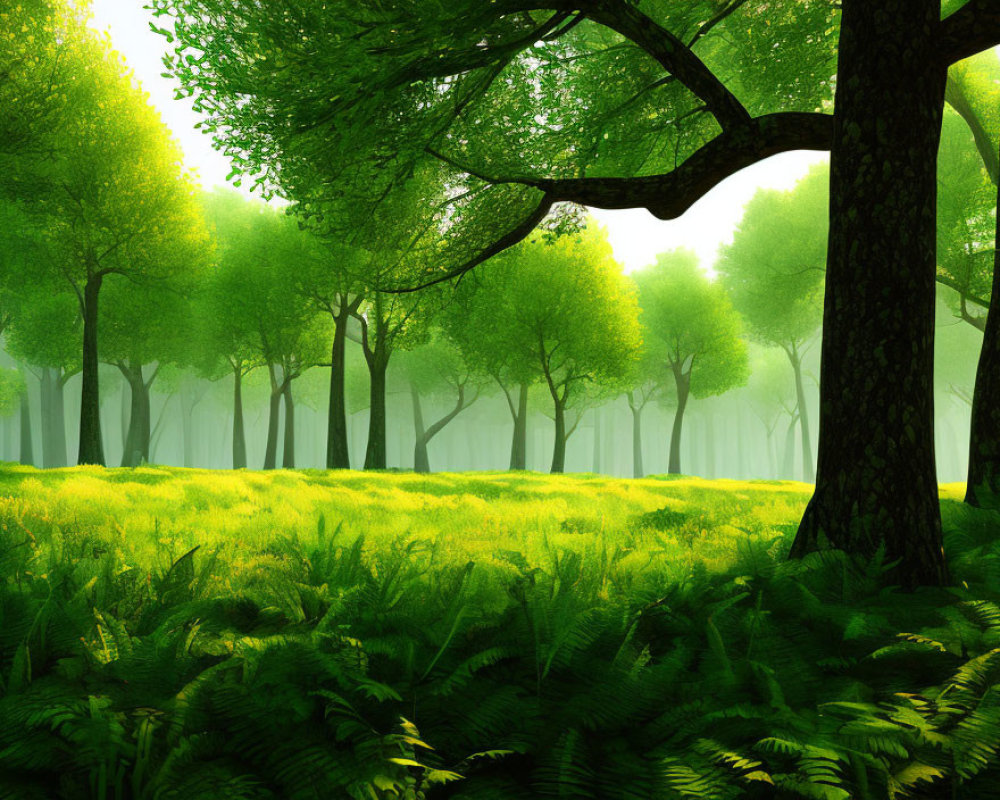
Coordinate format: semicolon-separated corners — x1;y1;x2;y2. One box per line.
0;468;997;798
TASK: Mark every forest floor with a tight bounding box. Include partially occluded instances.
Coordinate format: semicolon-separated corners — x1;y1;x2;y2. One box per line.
0;465;996;798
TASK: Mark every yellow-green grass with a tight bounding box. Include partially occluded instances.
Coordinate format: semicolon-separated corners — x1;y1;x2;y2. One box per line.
0;465;975;586
0;465;815;578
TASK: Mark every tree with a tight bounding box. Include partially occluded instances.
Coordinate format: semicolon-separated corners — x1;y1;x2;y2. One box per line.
458;225;640;473
624;344;671;480
22;35;209;465
717;165;827;482
157;0;1000;585
634;250;748;476
746;346;800;479
394;330;481;472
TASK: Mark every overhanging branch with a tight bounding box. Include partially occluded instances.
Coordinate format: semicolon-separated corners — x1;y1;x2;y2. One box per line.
940;0;1000;64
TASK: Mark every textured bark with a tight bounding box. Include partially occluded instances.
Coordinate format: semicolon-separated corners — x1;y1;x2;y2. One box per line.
18;386;33;466
364;362;388;470
788;347;815;483
791;0;948;588
77;275;105;466
966;169;1000;509
232;367;247;470
282;381;295;469
326;307;352;469
509;382;529;470
668;366;691;475
263;365;282;470
40;368;68;468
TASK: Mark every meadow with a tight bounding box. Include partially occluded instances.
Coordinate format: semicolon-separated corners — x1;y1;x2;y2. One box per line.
0;466;997;799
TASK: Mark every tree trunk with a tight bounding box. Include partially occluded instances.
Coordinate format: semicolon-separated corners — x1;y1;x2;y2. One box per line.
364;360;388;470
18;384;33;466
789;347;815;482
232;366;247;469
77;275;105;466
550;399;567;474
411;385;430;473
326;308;352;469
631;404;644;479
263;365;281;470
120;365;151;467
966;156;1000;509
40;368;67;468
282;380;296;469
509;382;528;470
791;0;948;588
668;367;691;475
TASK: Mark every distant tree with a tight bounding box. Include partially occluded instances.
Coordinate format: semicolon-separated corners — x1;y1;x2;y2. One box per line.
624;345;670;480
634;250;749;476
101;272;200;467
457;225;640;474
4;288;80;468
746;347;799;480
394;330;482;473
0;369;24;425
717;166;827;481
20;39;210;465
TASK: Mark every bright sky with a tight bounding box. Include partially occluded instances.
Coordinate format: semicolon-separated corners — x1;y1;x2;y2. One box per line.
89;1;829;274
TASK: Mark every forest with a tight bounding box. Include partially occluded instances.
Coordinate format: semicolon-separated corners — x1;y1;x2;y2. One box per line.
4;0;1000;798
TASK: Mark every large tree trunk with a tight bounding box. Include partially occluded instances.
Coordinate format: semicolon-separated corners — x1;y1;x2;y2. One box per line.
40;368;68;468
411;385;430;473
326;308;352;469
791;0;948;588
631;403;644;479
77;275;105;466
282;380;296;469
788;346;815;483
263;365;282;470
550;399;567;474
668;367;691;475
18;384;33;466
232;366;247;469
966;159;1000;509
509;382;528;470
364;359;388;470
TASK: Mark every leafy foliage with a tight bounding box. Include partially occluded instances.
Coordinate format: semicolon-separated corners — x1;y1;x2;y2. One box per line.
1;470;999;797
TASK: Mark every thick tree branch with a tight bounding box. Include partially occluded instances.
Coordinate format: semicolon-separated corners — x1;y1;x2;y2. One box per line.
940;0;1000;65
946;76;999;183
568;0;749;128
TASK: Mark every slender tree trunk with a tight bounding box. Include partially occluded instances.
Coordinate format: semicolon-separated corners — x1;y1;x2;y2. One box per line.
966;153;1000;508
18;385;33;466
263;365;281;470
121;365;151;467
326;308;352;469
509;382;528;470
282;381;296;469
77;275;105;465
232;366;247;469
550;399;567;474
411;385;430;473
40;368;67;468
668;367;691;475
631;403;644;479
364;360;388;470
788;347;815;482
791;0;948;587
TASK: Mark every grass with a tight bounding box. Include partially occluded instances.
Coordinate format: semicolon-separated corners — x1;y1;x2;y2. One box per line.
1;465;999;799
